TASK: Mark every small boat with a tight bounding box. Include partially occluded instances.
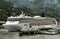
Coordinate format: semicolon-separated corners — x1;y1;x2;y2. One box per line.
38;28;58;34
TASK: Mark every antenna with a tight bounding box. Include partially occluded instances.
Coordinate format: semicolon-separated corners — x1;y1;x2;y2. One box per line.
19;11;25;16
21;11;24;14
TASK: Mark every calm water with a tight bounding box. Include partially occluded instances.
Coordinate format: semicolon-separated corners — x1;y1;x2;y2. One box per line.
0;32;60;39
20;34;60;39
0;32;19;39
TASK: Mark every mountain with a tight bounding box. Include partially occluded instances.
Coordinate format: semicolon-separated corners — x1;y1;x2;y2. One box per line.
5;0;60;11
0;0;60;21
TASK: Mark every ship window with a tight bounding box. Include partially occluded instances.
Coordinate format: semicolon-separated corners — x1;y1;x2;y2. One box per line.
7;18;34;21
52;20;56;24
21;18;34;20
30;23;38;26
24;24;27;26
7;18;21;21
39;19;56;25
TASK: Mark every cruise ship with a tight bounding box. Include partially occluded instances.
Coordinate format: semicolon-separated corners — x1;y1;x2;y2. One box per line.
2;12;58;32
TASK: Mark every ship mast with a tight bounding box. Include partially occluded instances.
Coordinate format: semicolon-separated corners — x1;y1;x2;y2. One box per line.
19;11;25;18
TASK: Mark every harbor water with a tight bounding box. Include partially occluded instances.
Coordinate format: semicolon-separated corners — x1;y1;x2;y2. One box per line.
19;34;60;39
0;31;60;39
0;32;19;39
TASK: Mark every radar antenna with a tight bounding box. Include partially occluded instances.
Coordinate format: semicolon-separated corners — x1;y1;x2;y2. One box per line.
21;11;25;15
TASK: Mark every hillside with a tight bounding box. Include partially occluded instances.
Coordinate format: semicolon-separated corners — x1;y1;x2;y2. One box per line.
0;0;60;21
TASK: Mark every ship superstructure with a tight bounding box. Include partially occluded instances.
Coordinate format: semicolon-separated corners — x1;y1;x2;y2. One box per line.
2;12;58;32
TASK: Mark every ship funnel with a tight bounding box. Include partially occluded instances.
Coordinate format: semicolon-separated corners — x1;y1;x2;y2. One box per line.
41;12;45;17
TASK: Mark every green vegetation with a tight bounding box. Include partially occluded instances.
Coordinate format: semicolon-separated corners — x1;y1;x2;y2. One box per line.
0;0;60;21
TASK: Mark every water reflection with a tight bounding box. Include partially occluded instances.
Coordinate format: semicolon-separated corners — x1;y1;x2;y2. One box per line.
20;34;60;39
0;32;60;39
0;32;19;39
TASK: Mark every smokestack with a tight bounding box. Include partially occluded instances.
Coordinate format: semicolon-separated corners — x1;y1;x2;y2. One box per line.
41;12;45;17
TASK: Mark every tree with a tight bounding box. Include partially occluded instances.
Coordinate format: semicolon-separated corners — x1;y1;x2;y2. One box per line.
0;0;13;21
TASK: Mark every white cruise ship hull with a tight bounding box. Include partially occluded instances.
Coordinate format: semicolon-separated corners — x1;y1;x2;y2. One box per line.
2;24;21;31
